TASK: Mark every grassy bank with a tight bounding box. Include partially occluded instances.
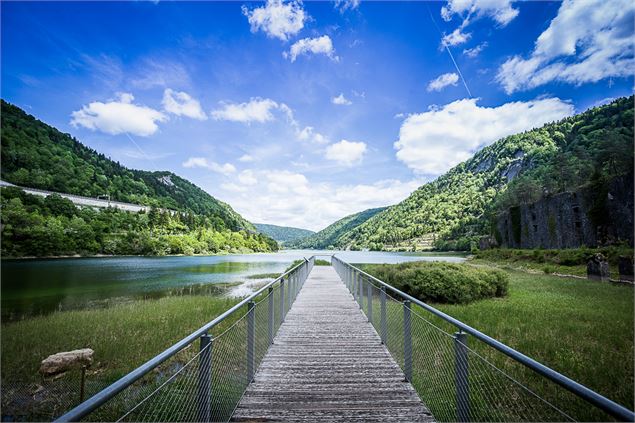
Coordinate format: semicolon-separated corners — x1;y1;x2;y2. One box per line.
472;246;634;277
363;262;633;420
2;295;241;384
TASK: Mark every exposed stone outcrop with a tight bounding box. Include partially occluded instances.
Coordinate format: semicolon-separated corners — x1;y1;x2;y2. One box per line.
494;173;633;249
587;253;610;282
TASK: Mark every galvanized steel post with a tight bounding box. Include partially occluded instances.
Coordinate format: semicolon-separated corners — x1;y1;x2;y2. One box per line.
455;331;470;422
380;286;387;344
268;286;274;345
247;301;255;382
287;274;292;311
280;278;285;323
367;281;372;323
358;273;363;309
404;300;412;382
197;334;212;422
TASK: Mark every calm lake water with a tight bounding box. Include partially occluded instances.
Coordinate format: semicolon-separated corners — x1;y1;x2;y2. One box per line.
1;250;465;321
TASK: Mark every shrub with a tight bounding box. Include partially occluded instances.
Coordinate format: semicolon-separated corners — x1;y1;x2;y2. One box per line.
364;262;509;304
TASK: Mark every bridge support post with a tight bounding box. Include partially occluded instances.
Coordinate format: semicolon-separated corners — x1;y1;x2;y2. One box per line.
197;333;212;422
455;331;470;422
268;287;274;345
280;279;285;323
380;287;387;344
247;301;256;383
404;300;412;382
367;282;372;323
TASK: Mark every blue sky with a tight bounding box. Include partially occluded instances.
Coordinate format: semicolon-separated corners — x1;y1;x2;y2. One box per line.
2;0;633;230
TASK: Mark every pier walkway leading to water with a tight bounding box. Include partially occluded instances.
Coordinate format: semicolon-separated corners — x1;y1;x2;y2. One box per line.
232;266;434;422
56;256;635;423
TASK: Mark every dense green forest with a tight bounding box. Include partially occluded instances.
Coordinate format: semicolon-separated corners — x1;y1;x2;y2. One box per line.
322;96;633;250
0;100;279;257
289;207;386;249
254;223;314;245
1;100;253;232
1;187;277;257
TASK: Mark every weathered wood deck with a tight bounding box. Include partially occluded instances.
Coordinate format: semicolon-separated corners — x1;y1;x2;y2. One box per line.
232;265;434;422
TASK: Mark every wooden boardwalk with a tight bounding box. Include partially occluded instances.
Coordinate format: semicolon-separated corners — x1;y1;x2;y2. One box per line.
232;266;434;422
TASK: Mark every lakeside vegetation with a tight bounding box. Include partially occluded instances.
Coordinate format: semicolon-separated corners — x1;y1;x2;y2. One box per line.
1;187;277;257
473;245;634;276
362;262;634;420
362;261;508;304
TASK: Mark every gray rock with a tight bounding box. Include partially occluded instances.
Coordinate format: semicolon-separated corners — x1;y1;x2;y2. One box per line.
587;253;610;282
39;348;94;377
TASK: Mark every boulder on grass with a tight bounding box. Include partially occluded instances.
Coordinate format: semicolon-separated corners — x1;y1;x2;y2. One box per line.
618;256;634;282
39;348;94;377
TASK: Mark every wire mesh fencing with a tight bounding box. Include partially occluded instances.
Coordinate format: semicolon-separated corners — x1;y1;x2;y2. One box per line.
51;258;314;423
332;257;633;423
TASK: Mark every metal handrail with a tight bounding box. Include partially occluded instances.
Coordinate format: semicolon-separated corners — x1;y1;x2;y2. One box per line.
332;255;635;422
55;256;315;422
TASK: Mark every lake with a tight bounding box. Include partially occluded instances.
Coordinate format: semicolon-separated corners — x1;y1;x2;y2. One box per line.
1;250;466;321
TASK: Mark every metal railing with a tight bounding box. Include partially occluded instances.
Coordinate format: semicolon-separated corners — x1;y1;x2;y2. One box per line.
55;257;315;422
332;256;635;423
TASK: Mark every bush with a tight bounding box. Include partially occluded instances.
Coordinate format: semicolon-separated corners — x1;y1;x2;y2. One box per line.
364;262;509;304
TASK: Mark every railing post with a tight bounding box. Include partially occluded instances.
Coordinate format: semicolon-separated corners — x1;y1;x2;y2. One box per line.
358;274;363;309
380;286;387;344
287;274;292;310
247;301;255;383
455;331;470;423
268;286;274;345
352;270;357;299
197;334;212;422
404;300;412;382
367;281;372;323
280;278;285;323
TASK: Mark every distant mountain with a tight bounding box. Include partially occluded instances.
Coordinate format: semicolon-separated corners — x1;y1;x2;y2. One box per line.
254;223;314;245
0;100;254;232
321;96;634;250
289;207;387;249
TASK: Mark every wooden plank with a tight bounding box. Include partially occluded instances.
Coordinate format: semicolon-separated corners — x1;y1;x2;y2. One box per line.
231;266;435;422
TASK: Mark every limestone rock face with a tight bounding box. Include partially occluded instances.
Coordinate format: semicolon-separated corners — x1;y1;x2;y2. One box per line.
39;348;94;376
587;253;610;282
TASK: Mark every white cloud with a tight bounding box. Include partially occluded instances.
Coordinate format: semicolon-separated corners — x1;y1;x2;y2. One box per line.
214;168;420;231
497;0;635;93
297;126;330;144
284;35;338;62
441;28;471;47
70;93;167;137
162;89;207;120
427;72;459;92
335;0;360;12
211;98;283;123
238;170;258;186
394;98;574;175
238;154;254;162
463;42;488;58
182;157;236;176
331;93;352;105
325;140;367;166
242;0;305;41
441;0;519;26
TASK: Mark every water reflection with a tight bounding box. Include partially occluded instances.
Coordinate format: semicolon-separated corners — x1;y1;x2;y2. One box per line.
1;250;465;321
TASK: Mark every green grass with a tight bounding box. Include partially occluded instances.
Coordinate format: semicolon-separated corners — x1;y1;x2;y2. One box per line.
361;264;634;421
473;246;634;277
1;295;241;384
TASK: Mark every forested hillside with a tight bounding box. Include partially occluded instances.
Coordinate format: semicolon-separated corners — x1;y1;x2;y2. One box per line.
1;100;253;232
0;101;279;257
289;207;386;249
333;96;634;250
254;223;314;245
